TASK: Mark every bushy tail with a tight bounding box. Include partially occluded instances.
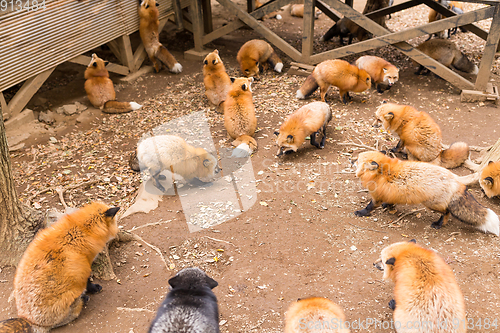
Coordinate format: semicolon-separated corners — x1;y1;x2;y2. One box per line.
156;46;182;73
268;52;283;73
103;101;142;114
448;188;499;236
232;135;257;157
320;22;340;42
452;52;478;74
439;142;469;168
0;318;36;333
129;151;140;172
296;74;319;99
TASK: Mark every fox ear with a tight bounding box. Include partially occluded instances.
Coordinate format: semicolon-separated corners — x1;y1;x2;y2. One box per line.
286;135;294;143
385;257;396;266
384;112;394;121
483;177;494;188
242;84;247;91
214;49;219;55
383;68;388;73
409;239;417;243
274;131;279;136
230;77;236;83
168;275;180;288
488;161;494;165
92;62;97;67
203;159;211;168
155;1;159;6
145;3;149;8
205;276;218;289
368;161;379;171
104;207;120;217
204;59;208;65
103;60;109;66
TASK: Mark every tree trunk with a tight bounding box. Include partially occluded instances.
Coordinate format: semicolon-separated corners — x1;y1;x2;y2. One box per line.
458;138;500;185
0;114;44;267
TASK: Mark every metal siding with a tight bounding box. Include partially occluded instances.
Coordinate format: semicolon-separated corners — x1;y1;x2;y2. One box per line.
0;0;189;92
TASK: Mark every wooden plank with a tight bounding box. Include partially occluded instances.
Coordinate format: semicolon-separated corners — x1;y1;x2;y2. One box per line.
365;0;420;18
216;0;302;60
133;18;169;71
191;0;205;52
302;0;315;62
290;62;315;71
69;55;130;75
474;4;500;91
201;0;213;33
173;0;185;30
310;4;493;63
288;66;312;76
316;0;340;22
0;92;9;120
317;0;475;90
116;35;135;71
8;67;55;119
420;0;488;40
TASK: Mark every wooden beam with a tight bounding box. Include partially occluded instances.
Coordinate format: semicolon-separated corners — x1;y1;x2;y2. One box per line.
116;35;135;72
310;5;493;63
247;0;255;13
201;0;213;33
365;0;420;18
302;0;316;62
216;0;302;61
69;55;130;76
316;0;340;22
107;40;123;65
7;67;55;119
173;0;185;30
191;0;205;52
474;4;500;91
0;92;9;120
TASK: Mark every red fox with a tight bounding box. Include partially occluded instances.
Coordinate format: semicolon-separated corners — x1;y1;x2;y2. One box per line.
373;103;469;168
429;1;466;38
284;297;350;333
133;135;220;192
275;101;332;156
355;56;399;93
12;202;120;333
224;77;257;156
319;17;368;45
236;40;283;78
374;240;467;333
480;161;500;198
414;39;478;75
290;4;321;19
255;0;282;20
84;54;142;114
203;49;231;112
296;59;371;104
139;0;183;73
355;151;499;235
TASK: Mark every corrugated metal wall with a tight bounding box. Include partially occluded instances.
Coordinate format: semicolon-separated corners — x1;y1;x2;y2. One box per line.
0;0;189;92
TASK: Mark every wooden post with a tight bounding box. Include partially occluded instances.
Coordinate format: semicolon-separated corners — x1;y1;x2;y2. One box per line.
173;0;185;30
191;0;205;52
116;35;135;72
247;0;255;13
7;67;55;120
302;0;316;62
0;92;8;121
202;0;213;33
474;3;500;91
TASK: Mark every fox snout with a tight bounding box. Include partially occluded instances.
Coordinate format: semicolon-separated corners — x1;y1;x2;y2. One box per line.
373;258;384;271
215;165;221;174
372;118;382;128
277;146;285;157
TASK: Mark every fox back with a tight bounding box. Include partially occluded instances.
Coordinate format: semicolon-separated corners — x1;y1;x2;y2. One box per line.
203;50;231;107
355;56;399;86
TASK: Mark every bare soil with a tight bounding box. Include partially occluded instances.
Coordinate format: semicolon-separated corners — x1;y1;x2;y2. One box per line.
1;1;500;332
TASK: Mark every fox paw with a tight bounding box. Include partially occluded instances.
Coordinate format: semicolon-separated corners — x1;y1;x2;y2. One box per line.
388;299;396;310
86;283;102;294
354;209;370;217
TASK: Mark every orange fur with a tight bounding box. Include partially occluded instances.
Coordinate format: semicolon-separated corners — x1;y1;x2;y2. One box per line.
290;4;321;18
14;202;119;332
255;0;281;20
374;241;466;333
139;0;182;73
284;297;350;333
355;56;399;92
374;103;468;168
296;59;371;104
236;40;283;77
0;318;33;332
480;161;500;198
203;50;231;112
84;54;141;114
224;77;258;151
355;151;499;235
275;101;332;155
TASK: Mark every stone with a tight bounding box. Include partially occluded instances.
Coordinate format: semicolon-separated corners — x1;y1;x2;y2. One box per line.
75;101;88;112
63;104;78;115
39;110;55;125
4;108;35;132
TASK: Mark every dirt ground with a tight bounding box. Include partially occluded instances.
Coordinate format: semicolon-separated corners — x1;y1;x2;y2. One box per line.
1;1;500;332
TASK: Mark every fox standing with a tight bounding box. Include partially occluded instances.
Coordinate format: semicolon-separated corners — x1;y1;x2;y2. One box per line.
139;0;183;73
275;101;332;156
224;77;257;156
374;240;467;333
373;103;469;168
355;56;399;93
10;202;120;333
84;54;142;114
203;50;231;111
237;39;283;77
355;151;499;235
284;297;350;333
414;39;478;75
480;161;500;198
296;59;371;104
